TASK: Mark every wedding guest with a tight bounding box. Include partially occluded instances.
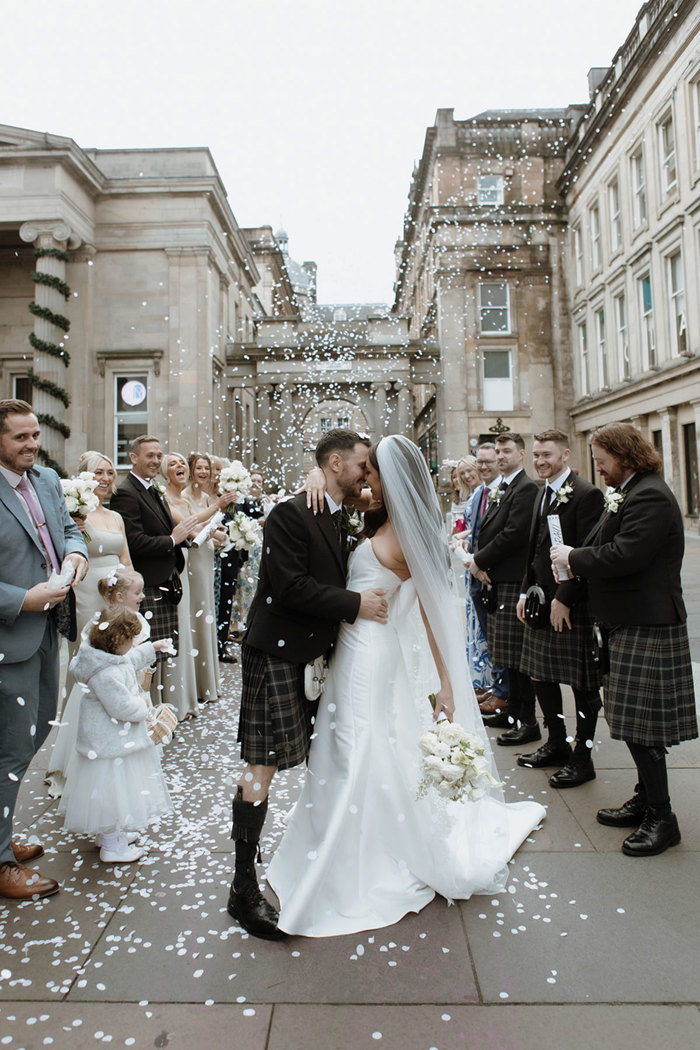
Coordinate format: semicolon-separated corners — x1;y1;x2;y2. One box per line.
516;430;603;788
183;452;223;703
470;433;539;746
232;468;266;639
551;422;698;856
453;452;492;694
63;451;132;698
160;453;199;720
111;436;198;701
0;399;87;900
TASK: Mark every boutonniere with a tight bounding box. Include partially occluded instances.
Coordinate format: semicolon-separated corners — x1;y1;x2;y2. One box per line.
152;479;167;497
604;488;625;514
554;481;575;507
487;485;506;507
342;506;362;536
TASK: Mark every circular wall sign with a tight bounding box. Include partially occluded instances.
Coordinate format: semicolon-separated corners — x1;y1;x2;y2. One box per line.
121;380;147;407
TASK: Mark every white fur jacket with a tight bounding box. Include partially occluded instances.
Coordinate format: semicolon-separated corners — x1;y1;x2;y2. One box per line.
70;639;156;760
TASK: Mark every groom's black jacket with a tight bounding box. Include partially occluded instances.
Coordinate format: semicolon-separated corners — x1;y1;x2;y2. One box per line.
245;493;361;663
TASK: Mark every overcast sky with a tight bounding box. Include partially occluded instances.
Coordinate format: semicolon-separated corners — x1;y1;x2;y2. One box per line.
4;0;643;303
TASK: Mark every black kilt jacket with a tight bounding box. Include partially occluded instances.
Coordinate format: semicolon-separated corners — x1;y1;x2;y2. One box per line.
473;469;538;583
244;492;361;664
519;473;604;689
111;473;185;587
569;471;687;626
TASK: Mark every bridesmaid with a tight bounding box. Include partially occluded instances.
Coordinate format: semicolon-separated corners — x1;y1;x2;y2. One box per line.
183;453;224;704
46;450;132;795
234;468;266;634
159;452;199;721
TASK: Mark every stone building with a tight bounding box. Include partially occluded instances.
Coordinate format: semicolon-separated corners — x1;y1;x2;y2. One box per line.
0;124;263;472
559;0;700;524
392;105;585;469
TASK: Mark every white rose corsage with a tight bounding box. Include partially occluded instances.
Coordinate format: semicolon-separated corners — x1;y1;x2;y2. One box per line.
603;488;625;514
487;485;505;507
554;481;575;506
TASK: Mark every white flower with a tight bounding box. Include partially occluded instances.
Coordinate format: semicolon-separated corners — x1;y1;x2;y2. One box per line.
554;481;574;506
220;462;252;499
223;510;262;554
417;716;502;802
603;488;625;514
487;485;505;506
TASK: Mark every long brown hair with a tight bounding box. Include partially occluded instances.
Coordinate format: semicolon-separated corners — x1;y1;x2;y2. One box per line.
590;423;662;474
360;442;388;539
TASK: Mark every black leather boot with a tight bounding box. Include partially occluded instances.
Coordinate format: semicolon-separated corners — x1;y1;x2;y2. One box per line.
227;792;286;940
622;811;681;857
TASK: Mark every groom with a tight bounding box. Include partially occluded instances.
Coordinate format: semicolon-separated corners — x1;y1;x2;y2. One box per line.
228;428;389;939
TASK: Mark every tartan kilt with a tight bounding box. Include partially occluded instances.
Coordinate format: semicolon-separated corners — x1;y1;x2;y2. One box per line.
486;581;525;667
604;623;698;747
520;602;601;690
141;583;179;663
237;643;314;770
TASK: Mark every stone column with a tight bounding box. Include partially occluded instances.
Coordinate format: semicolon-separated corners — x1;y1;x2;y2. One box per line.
274;384;295;486
658;407;680;496
20;220;81;472
371;382;387;437
253;384;273;469
395;381;414;437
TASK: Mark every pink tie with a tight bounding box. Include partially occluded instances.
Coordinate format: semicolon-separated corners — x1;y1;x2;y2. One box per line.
17;476;61;574
479;486;490;520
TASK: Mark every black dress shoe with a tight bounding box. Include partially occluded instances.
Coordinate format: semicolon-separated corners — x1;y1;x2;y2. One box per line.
219;653;238;664
517;741;572;768
497;722;541;747
482;711;516;729
227;882;286;940
549;759;595;788
597;794;647;827
622;812;681;857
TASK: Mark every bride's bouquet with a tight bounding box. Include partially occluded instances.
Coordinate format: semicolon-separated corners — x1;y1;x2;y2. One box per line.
417;700;501;803
60;472;100;542
219;461;252;506
222;510;262;553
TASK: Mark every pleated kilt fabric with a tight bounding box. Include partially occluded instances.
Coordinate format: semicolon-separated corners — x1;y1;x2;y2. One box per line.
237;643;314;769
520;602;602;691
486;581;525;667
141;583;179;662
604;622;698;747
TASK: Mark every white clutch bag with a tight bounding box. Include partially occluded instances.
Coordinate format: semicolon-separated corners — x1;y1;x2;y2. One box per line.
304;655;329;701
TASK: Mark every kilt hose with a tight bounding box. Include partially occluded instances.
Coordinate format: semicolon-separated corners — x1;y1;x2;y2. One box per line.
604;622;698;748
141;583;179;662
520;601;602;691
486;581;525;668
238;643;317;770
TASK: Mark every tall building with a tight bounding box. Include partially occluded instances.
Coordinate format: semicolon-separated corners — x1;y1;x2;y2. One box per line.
559;0;700;521
393;105;585;468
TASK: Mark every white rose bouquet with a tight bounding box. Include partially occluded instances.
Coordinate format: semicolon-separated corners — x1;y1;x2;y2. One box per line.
219;461;252;506
417;699;501;803
60;471;100;542
222;510;262;553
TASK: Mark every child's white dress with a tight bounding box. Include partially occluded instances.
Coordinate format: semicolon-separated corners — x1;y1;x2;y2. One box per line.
58;639;172;835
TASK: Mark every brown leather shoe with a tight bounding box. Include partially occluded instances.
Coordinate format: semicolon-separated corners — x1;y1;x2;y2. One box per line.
11;841;45;863
0;861;59;900
479;695;508;714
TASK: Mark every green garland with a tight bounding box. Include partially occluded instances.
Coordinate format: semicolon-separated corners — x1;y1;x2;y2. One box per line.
36;412;71;439
26;253;73;470
26;368;71;408
37;448;68;477
28;332;70;366
31;271;71;300
28;301;70;332
34;246;71;263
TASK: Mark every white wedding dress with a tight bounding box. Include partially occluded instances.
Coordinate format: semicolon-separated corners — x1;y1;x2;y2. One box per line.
267;539;546;938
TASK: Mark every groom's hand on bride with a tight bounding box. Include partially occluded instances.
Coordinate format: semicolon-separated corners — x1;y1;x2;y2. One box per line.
359;588;389;623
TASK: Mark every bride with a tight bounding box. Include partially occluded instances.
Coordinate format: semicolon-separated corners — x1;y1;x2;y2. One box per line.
267;435;545;937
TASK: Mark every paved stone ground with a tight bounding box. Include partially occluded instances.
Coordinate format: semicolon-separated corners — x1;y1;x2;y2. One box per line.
2;540;700;1049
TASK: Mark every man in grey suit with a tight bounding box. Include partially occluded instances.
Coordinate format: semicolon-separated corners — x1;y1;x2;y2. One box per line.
0;400;87;899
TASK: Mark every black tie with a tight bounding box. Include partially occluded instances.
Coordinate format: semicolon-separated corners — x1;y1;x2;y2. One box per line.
331;509;342;543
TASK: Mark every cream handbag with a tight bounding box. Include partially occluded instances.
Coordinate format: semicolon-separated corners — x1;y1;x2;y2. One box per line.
304;655;329;701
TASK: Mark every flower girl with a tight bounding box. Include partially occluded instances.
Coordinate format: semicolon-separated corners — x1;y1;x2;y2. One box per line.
58;607;173;863
47;567;152;797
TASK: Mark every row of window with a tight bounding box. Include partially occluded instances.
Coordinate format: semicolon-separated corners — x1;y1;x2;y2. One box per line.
576;247;687;396
573;77;700;284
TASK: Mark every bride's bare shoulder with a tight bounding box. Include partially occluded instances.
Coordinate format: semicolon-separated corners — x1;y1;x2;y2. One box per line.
370;522;410;580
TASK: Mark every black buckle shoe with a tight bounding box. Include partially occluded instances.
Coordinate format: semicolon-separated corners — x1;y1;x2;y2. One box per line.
548;759;595;788
596;795;647;827
622;812;681;857
227;882;287;940
517;741;572;768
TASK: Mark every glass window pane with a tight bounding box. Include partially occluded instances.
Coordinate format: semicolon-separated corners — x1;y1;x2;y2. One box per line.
483;351;511;379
